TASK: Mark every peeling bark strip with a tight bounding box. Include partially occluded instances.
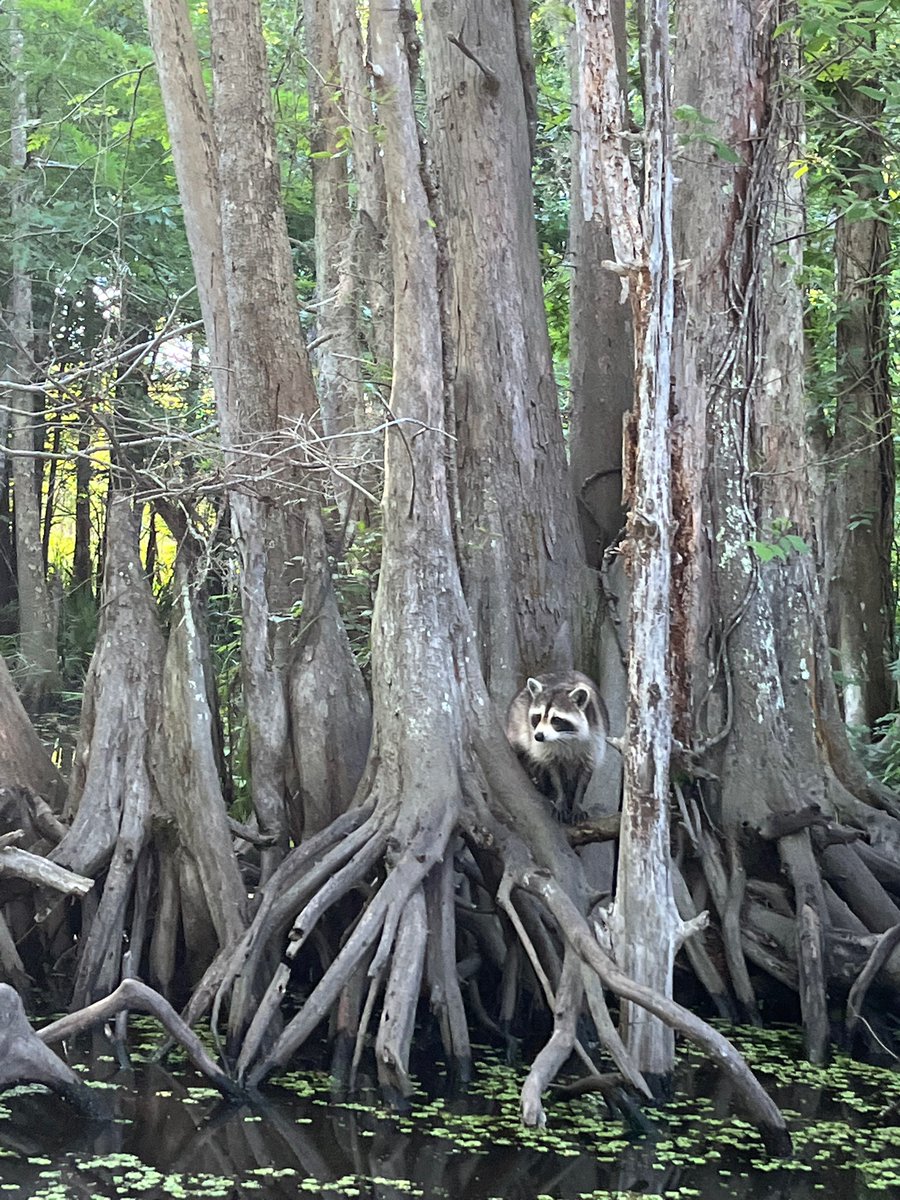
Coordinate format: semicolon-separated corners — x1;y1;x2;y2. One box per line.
575;0;642;265
575;0;681;1079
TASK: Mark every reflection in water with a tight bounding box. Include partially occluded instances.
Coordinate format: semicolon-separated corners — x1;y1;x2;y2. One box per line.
1;1028;898;1199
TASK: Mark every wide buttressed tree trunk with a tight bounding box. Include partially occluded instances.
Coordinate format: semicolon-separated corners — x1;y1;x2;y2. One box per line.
153;546;249;989
210;0;371;850
45;494;246;1008
668;0;900;1063
48;493;164;1006
209;0;311;873
420;0;592;699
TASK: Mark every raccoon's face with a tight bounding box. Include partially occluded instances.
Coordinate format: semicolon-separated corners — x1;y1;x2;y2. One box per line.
526;677;593;748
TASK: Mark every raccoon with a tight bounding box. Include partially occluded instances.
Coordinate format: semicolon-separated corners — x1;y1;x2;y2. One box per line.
505;671;608;822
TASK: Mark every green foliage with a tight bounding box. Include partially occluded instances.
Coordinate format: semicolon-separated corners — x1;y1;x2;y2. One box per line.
531;2;574;385
780;0;900;438
1;0;189;308
747;519;811;564
674;104;741;163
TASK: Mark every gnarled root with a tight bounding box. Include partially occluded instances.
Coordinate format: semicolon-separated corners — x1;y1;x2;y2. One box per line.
0;977;244;1110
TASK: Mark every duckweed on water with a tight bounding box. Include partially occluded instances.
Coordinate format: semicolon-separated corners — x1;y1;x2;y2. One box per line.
2;1023;900;1197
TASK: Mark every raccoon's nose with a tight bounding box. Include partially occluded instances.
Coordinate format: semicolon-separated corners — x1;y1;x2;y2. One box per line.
534;731;545;742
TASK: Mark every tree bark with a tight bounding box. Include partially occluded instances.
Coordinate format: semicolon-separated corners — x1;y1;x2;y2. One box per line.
6;0;60;708
821;63;894;729
0;654;66;807
575;0;682;1084
209;0;370;862
568;0;633;566
155;553;248;955
146;0;370;872
304;0;378;522
668;0;867;1062
328;0;393;373
421;0;591;699
49;494;161;1005
72;419;93;595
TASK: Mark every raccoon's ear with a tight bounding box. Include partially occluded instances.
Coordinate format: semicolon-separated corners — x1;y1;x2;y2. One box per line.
569;685;591;709
526;677;543;698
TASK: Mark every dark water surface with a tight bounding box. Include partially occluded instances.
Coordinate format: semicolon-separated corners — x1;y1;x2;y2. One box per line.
2;1024;900;1199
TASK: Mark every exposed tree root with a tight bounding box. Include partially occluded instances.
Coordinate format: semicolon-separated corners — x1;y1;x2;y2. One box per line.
186;712;792;1154
846;924;900;1045
39;978;244;1099
0;978;245;1110
0;830;92;897
0;984;101;1113
37;498;247;1010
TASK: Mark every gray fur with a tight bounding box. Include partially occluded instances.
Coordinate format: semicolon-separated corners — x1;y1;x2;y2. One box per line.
505;670;608;820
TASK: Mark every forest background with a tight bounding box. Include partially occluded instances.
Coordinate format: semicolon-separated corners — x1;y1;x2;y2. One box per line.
1;0;899;1135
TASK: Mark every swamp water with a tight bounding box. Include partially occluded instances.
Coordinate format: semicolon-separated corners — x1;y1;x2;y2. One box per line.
1;1024;899;1200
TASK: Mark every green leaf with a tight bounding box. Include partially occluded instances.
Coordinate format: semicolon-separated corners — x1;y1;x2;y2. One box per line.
748;540;778;562
856;84;888;101
711;139;741;164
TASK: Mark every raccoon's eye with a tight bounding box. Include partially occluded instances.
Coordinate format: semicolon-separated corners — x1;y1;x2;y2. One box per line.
530;714;541;729
551;717;575;733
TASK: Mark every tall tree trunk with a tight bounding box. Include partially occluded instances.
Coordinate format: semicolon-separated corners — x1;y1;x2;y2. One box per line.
576;0;682;1084
51;493;163;1006
50;494;247;1007
822;65;894;730
667;0;870;1062
420;0;591;699
0;484;13;615
147;0;370;875
6;0;60;709
209;0;370;862
328;0;392;374
568;0;633;567
71;419;93;596
304;0;377;524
